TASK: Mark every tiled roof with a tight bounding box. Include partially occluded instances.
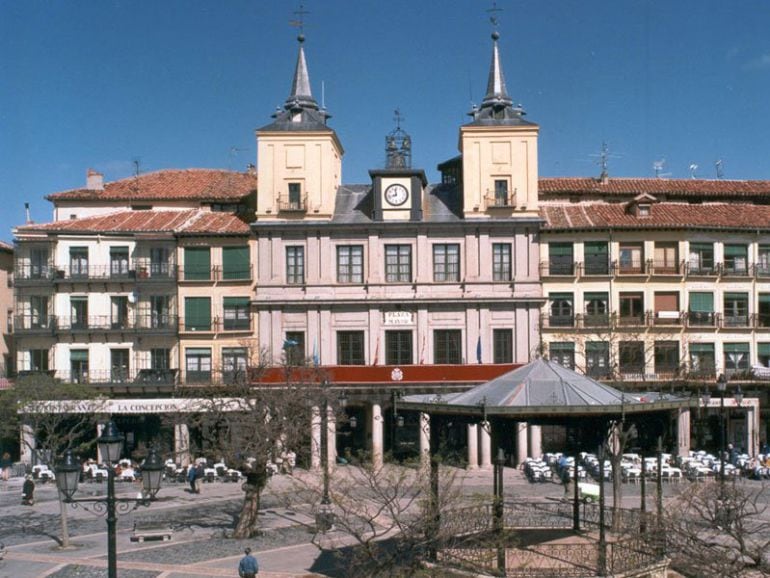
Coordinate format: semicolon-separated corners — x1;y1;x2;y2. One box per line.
16;210;250;236
46;169;257;202
542;202;770;231
539;177;770;198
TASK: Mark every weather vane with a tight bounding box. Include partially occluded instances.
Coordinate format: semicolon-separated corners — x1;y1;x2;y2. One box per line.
393;108;404;131
487;1;503;32
290;3;310;37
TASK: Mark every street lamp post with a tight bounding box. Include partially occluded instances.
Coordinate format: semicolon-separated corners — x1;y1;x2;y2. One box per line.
316;382;347;532
717;373;727;493
55;421;164;578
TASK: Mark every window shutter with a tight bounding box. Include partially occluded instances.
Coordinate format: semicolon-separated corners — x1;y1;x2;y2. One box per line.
723;343;749;353
724;245;747;257
758;343;770;357
689;293;713;312
184;248;211;280
222;246;250;280
549;243;573;256
185;297;211;330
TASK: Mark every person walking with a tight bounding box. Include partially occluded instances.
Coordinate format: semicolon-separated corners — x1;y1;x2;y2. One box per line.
187;463;199;494
238;547;259;577
21;475;35;505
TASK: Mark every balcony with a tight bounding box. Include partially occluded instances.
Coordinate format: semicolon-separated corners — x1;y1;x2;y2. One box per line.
616;313;647;328
648;260;684;276
580;260;612;277
178;317;253;334
14;315;56;335
54;368;178;388
218;265;253;283
686;262;718;277
721;264;751;278
651;310;683;326
133;314;179;334
277;194;308;213
133;260;177;283
484;192;515;210
685;311;718;328
178;267;214;282
579;313;611;329
539;261;576;277
754;264;770;279
541;314;575;329
614;260;648;276
14;264;54;286
754;313;770;329
53;265;138;283
722;314;750;329
56;315;133;333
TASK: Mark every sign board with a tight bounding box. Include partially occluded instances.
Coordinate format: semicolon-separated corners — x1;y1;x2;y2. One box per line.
384;311;414;325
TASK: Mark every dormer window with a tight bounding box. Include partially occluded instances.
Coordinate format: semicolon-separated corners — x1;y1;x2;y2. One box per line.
627;193;657;217
638;204;651;217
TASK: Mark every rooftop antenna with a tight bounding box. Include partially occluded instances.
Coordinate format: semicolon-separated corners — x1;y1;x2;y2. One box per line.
652;158;671;179
689;163;699;179
715;159;724;179
321;80;325;110
133;159;141;177
589;142;619;182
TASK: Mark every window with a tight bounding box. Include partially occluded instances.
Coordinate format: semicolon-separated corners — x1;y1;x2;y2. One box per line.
492;243;511;281
758;343;770;368
286;246;305;284
548;243;574;275
288;182;302;209
223;297;250;330
433;244;460;282
150;295;172;329
618;292;644;325
493;329;513;364
222;348;248;383
29;349;49;372
386;330;413;365
584;242;609;275
689;242;714;275
655;341;680;375
222;246;251;281
434;330;461;364
184;297;211;331
185;348;212;384
110;296;128;329
385;245;412;283
337;331;365;365
70;349;89;383
653;292;680;324
337;246;364;283
723;292;749;327
653;242;679;274
586;342;610;377
184;247;211;281
549;293;574;327
109;247;130;278
689;343;715;377
111;349;130;382
284;332;305;365
619;341;645;375
688;292;714;326
757;245;770;277
151;348;170;370
150;247;171;277
759;294;770;327
493;179;509;206
724;244;749;276
583;292;609;327
69;247;89;278
618;242;644;274
71;297;88;329
30;248;49;279
550;342;575;369
724;343;750;376
29;295;49;329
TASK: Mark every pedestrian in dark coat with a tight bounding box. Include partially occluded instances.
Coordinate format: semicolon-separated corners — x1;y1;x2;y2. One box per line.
22;475;35;505
187;464;198;494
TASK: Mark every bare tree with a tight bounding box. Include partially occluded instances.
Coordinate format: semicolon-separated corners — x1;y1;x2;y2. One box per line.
655;480;770;577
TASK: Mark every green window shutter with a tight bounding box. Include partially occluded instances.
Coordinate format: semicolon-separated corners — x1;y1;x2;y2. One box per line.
584;242;608;256
222;246;250;280
70;349;88;361
185;297;211;331
758;343;770;357
759;294;770;304
584;292;608;301
549;292;573;301
184;248;211;281
549;243;573;257
690;242;712;251
723;343;749;353
724;292;748;300
689;343;714;353
586;342;608;353
689;292;713;312
223;297;250;308
724;245;747;257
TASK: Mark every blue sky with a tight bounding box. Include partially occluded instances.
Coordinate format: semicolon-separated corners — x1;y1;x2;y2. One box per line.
2;1;770;242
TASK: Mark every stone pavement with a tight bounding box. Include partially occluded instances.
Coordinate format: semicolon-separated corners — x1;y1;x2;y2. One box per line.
0;464;707;578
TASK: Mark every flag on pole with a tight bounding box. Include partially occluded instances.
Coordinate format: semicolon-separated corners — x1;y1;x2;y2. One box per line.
476;336;482;364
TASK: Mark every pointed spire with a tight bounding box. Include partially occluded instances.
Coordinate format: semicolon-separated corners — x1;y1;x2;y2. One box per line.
482;31;513;109
285;34;319;111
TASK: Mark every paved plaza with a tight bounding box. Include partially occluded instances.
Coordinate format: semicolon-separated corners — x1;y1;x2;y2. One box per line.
0;464;761;578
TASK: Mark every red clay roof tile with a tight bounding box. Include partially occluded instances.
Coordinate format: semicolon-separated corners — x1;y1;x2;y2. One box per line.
539;177;770;198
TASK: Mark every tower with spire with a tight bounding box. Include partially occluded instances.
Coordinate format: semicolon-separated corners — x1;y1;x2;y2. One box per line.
255;31;344;220
457;23;539;218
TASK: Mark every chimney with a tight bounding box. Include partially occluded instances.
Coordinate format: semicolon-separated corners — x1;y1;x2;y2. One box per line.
86;168;104;191
24;203;32;224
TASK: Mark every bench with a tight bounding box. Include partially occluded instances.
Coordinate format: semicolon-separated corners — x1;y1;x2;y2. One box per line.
131;522;173;543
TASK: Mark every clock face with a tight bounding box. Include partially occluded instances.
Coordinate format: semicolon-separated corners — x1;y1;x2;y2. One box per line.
384;183;409;206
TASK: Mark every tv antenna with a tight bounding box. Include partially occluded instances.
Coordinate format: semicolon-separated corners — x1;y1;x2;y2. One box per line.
689;163;699;179
652;158;671;179
715;159;724;179
589;142;621;180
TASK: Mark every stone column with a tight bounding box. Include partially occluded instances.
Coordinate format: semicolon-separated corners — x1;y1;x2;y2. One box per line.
20;423;34;464
419;412;431;471
479;421;492;469
529;424;543;460
174;423;191;466
371;403;384;470
310;405;321;471
677;408;691;457
96;422;105;464
516;422;529;466
467;423;479;469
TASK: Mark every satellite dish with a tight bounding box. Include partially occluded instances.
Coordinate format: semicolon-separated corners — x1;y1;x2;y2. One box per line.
127;292;137;304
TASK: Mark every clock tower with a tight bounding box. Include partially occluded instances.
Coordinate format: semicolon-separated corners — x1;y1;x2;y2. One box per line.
370;119;426;221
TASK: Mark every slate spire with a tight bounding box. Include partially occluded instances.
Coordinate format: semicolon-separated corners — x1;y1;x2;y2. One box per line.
481;31;514;110
285;33;319;112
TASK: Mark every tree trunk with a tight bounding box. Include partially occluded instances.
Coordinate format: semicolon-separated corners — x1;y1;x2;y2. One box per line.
233;483;262;538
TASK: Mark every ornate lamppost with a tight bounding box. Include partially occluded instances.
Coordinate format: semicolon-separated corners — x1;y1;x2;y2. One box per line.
717;373;728;493
55;421;164;578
